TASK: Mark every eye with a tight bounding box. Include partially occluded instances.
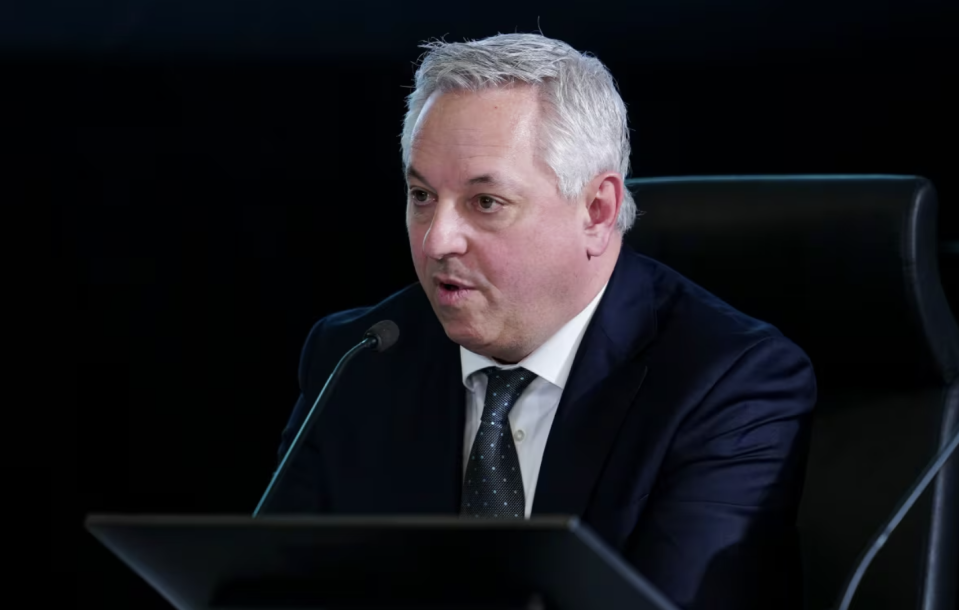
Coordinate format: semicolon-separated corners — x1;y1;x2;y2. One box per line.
409;188;433;204
476;195;501;212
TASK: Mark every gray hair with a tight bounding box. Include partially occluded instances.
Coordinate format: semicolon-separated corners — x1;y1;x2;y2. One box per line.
400;33;637;233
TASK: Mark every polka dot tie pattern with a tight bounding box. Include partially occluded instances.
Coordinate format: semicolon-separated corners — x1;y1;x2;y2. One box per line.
461;367;536;519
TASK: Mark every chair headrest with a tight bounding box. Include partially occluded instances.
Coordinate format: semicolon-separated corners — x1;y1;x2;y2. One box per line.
625;175;959;389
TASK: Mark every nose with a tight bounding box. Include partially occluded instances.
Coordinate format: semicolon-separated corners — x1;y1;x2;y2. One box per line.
422;201;468;261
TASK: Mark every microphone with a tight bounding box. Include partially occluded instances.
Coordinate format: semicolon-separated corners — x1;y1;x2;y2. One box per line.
253;320;400;517
365;319;400;352
833;418;959;610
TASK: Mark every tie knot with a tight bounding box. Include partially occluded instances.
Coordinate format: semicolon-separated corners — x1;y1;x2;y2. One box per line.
481;367;536;423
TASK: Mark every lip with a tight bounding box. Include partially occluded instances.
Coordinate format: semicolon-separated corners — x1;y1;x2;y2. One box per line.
434;281;476;307
433;275;475;289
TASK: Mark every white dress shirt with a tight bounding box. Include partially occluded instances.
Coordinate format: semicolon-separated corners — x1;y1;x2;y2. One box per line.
460;282;608;517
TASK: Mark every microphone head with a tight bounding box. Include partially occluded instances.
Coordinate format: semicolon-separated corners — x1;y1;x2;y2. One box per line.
364;320;400;352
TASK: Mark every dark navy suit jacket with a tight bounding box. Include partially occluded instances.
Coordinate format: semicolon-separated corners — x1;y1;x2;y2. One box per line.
266;245;817;610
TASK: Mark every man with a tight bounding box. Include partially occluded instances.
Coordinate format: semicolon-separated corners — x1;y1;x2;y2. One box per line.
266;33;816;610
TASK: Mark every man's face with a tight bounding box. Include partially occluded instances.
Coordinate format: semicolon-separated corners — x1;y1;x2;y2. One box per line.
406;86;593;362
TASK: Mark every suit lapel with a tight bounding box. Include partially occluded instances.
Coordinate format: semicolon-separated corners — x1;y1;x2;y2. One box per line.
376;306;465;514
532;247;658;516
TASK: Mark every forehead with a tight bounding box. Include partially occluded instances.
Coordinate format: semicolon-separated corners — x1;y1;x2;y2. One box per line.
409;86;543;174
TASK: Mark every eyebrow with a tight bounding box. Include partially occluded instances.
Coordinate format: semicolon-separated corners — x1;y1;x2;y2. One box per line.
406;166;434;190
406;166;520;193
466;174;509;188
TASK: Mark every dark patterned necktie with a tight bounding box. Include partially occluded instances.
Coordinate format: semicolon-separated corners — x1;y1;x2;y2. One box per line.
462;367;536;519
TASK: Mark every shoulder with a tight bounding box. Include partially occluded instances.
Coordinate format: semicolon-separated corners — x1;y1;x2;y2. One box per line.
624;250;817;451
620;249;814;394
641;251;797;354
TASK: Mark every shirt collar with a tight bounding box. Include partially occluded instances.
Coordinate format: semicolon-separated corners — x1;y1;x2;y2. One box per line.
460;281;609;390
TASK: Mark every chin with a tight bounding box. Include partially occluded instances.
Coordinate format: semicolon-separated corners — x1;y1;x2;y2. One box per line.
440;320;489;352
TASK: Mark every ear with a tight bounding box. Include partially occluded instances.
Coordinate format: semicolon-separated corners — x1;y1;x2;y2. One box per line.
583;172;624;258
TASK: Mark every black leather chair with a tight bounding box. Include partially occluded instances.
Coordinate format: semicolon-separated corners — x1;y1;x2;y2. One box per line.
624;175;959;610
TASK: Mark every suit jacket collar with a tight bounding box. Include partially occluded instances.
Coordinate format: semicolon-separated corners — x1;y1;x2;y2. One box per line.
531;245;658;516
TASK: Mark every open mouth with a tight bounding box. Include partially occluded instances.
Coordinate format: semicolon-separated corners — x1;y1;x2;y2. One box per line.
435;280;473;305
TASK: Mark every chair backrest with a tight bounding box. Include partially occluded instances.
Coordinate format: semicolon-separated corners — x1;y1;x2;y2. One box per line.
624;175;959;610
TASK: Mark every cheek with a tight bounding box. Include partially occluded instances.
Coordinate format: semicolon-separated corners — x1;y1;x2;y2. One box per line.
408;224;425;256
408;229;428;278
500;224;582;294
478;242;540;296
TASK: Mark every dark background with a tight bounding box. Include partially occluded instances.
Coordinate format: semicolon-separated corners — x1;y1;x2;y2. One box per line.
7;0;955;607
